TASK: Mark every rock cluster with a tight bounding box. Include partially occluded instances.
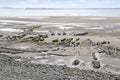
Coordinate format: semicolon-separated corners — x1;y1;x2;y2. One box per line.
49;31;88;36
98;45;120;58
0;54;119;80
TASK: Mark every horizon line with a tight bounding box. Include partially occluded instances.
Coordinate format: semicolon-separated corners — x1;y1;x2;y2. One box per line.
1;7;120;10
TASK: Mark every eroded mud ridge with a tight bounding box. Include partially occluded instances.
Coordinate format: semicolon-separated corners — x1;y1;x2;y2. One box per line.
0;54;119;80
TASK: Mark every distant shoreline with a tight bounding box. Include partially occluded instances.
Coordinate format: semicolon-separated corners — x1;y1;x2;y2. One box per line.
1;7;120;10
1;8;120;17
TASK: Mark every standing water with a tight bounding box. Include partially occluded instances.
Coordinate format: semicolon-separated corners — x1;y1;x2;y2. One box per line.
0;8;120;17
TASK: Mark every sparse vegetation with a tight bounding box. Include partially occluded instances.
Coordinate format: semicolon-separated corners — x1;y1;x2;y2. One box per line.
74;32;88;36
0;78;3;80
52;38;59;43
22;26;41;32
32;37;44;42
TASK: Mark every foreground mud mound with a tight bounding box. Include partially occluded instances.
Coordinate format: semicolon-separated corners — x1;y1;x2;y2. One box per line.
0;54;119;80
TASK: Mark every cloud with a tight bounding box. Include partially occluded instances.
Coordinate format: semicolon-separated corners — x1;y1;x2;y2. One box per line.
0;0;119;8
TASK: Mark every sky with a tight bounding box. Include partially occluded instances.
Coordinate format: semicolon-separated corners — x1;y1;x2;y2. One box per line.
0;0;120;8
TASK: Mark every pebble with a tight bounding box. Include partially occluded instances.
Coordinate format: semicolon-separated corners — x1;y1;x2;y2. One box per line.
0;54;119;80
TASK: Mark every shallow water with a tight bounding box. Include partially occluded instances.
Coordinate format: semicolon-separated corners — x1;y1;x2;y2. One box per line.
0;28;23;32
0;20;37;24
1;9;120;17
84;27;104;30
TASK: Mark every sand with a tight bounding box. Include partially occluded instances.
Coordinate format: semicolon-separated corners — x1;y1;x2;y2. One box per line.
0;16;120;23
0;16;120;74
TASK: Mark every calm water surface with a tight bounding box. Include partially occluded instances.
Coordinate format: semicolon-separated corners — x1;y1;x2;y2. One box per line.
0;9;120;17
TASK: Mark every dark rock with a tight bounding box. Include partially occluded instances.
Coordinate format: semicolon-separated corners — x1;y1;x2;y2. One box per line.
96;42;101;46
75;42;80;46
72;59;80;66
101;41;107;44
39;34;48;38
52;39;59;42
92;61;101;69
62;32;67;35
41;50;49;52
71;41;75;44
0;35;3;37
49;31;55;36
76;38;80;41
60;38;66;42
57;33;61;35
73;32;88;36
108;41;110;44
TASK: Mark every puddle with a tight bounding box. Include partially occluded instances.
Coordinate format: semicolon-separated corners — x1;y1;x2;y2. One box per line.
18;46;30;49
0;20;37;24
18;16;49;19
33;56;42;59
106;31;113;33
81;18;107;20
0;28;23;32
55;25;74;29
33;30;49;33
84;27;104;30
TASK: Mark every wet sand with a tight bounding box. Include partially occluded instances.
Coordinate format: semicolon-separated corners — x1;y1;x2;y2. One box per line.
0;16;120;75
0;16;120;23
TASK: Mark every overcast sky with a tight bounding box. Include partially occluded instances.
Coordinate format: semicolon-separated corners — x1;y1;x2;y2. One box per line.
0;0;120;8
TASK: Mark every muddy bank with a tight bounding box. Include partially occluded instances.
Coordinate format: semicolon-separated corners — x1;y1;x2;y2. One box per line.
0;54;119;80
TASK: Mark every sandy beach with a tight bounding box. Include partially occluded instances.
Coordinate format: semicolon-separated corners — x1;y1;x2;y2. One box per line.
0;15;120;80
1;0;120;79
1;16;120;23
